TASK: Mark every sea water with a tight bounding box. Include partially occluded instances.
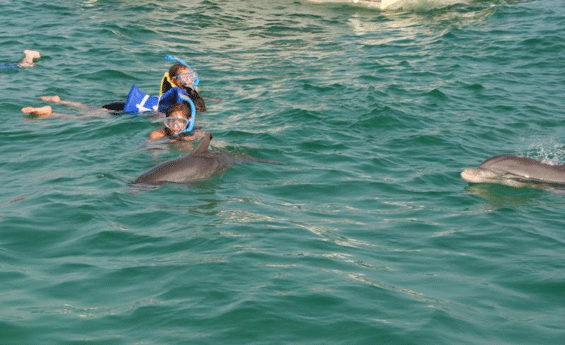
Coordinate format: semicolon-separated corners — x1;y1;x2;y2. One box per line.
1;0;564;344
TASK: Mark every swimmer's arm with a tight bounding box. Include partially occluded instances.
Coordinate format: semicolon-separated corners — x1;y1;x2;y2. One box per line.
149;128;167;140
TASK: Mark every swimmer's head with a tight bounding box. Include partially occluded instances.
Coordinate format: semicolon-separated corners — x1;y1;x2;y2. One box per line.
164;102;194;137
169;64;199;90
160;63;200;96
166;101;191;119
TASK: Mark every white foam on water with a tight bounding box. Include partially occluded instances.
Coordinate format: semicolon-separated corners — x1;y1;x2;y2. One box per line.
306;0;469;11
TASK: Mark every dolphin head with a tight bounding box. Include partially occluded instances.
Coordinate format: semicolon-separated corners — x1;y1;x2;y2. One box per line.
460;166;530;187
460;154;565;187
460;167;500;183
461;154;532;186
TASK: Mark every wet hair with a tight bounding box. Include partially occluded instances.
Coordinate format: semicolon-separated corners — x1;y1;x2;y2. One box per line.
166;101;192;119
187;88;206;112
168;63;186;78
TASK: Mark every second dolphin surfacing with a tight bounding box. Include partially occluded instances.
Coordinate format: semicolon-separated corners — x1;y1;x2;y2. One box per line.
133;134;282;185
461;154;565;188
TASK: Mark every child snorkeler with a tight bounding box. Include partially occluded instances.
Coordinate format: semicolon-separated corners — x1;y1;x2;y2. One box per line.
1;50;41;69
159;60;206;112
150;101;207;140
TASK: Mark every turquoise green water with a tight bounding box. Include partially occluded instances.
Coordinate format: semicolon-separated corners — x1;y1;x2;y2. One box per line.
2;0;565;344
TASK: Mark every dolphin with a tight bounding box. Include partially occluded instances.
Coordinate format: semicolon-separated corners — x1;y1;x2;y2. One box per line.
461;154;565;188
133;134;282;185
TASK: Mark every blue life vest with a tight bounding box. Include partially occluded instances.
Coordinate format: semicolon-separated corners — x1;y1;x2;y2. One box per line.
123;85;159;113
157;87;191;113
122;85;192;115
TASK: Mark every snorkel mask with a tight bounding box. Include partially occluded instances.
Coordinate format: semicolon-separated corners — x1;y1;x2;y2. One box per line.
165;55;200;88
164;117;193;136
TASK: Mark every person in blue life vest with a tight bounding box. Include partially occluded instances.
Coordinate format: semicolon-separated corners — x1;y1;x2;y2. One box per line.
102;56;206;114
158;61;206;113
21;55;205;116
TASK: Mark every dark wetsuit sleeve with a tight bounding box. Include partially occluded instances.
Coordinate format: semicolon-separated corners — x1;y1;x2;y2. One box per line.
102;102;125;111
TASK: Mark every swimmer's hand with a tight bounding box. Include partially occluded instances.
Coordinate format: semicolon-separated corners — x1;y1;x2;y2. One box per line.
19;50;41;67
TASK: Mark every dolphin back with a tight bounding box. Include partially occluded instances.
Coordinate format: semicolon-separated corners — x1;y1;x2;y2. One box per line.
479;154;565;184
132;133;286;185
133;134;214;184
133;155;193;184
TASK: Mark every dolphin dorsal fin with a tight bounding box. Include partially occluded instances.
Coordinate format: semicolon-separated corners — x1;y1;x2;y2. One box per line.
190;134;212;156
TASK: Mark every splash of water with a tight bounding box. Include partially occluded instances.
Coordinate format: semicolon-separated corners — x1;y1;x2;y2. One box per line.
381;0;469;11
306;0;469;11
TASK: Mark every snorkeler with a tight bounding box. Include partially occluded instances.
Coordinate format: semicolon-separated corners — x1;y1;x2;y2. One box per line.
1;50;41;69
21;55;205;116
159;55;206;113
149;101;207;142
